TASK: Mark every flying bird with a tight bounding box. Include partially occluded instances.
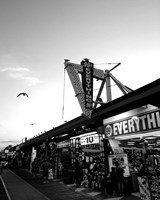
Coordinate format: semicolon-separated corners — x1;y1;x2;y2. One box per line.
17;93;29;98
29;123;36;126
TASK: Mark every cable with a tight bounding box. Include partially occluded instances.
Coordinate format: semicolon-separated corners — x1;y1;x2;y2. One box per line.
62;68;66;119
94;63;120;65
93;84;116;91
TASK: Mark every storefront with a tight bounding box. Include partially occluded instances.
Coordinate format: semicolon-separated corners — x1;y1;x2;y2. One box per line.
70;131;106;189
103;104;160;198
54;140;71;179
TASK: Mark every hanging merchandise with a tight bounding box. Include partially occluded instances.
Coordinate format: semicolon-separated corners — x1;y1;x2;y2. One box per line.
70;132;105;190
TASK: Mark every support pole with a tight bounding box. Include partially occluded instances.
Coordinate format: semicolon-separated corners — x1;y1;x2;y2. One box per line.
105;70;112;102
94;79;106;108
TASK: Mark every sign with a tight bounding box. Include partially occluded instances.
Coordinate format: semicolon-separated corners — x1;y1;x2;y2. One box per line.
48;168;54;180
80;133;99;146
108;154;130;176
57;140;70;148
104;109;160;138
4;149;9;154
81;59;93;110
7;151;15;158
65;61;104;118
149;179;160;200
138;177;151;200
31;147;36;162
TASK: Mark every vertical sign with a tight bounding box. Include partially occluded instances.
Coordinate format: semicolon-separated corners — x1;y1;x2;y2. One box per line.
81;59;93;110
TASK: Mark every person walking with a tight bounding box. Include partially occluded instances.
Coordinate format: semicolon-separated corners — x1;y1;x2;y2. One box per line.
41;159;51;183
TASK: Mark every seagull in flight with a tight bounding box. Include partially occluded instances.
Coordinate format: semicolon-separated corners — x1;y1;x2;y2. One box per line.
29;123;36;126
17;93;29;98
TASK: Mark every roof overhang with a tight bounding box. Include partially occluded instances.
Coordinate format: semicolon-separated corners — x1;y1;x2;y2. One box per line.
22;78;160;148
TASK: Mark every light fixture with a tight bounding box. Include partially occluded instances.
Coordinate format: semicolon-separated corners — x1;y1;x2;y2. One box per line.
148;143;155;146
127;143;135;145
144;136;157;140
127;141;135;146
115;131;160;140
130;138;142;141
127;140;135;143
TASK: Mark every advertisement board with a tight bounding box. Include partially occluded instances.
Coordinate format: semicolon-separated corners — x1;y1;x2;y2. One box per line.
104;106;160;139
108;154;130;176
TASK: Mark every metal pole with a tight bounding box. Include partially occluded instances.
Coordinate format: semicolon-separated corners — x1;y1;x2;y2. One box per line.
105;70;112;102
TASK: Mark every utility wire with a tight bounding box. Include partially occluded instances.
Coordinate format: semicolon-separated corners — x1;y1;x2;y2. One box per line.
62;68;66;119
94;63;120;65
93;84;116;91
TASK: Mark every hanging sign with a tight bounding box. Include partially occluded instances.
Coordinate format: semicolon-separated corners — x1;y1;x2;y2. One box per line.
81;59;93;110
80;133;99;146
57;140;70;148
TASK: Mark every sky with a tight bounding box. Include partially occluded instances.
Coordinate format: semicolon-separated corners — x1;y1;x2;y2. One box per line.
0;0;160;150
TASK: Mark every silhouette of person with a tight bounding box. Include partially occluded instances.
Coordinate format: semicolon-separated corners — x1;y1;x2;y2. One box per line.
115;161;124;196
75;159;83;187
41;159;51;183
110;167;118;196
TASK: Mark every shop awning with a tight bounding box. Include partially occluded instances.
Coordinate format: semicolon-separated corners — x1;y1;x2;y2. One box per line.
22;78;160;148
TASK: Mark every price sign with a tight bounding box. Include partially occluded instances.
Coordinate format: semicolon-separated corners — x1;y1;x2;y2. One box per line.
80;134;99;146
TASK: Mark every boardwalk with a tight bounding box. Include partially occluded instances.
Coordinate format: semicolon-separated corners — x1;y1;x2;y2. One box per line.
1;168;141;200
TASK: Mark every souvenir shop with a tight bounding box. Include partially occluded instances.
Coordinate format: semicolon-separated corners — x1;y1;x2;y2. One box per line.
54;140;71;179
47;130;107;189
70;131;106;189
103;104;160;199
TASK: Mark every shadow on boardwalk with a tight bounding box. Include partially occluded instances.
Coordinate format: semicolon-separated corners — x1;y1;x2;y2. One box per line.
11;168;141;200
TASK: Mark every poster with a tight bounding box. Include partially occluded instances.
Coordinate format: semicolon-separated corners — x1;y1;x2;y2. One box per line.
108;154;130;176
30;147;37;172
138;177;151;200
